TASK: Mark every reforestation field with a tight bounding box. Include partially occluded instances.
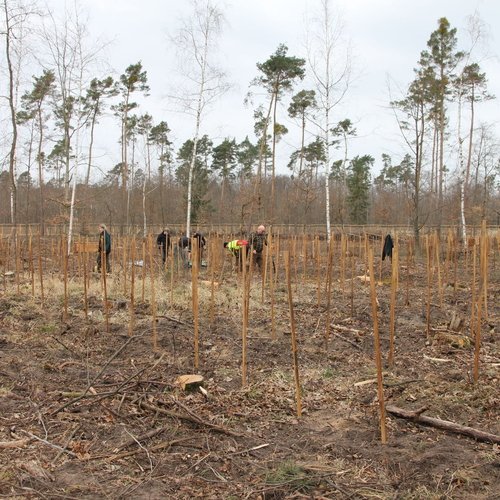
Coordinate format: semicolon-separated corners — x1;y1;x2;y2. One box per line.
0;228;499;499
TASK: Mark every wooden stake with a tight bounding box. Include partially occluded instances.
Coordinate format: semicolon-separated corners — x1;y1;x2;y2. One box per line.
129;238;136;337
388;241;397;367
37;233;44;306
425;235;432;339
241;246;248;386
470;242;476;340
324;236;334;348
83;238;89;320
368;247;387;444
285;250;302;418
102;249;110;333
191;240;199;368
148;235;158;351
28;234;35;297
141;239;146;303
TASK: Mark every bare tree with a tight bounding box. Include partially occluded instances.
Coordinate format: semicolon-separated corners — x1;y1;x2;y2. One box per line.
169;0;229;237
306;0;351;240
1;0;36;228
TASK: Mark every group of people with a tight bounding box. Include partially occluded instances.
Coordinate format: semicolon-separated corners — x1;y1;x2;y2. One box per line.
223;225;267;271
157;229;206;265
95;224;267;274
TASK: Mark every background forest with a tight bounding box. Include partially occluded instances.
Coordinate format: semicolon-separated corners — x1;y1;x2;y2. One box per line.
1;0;499;237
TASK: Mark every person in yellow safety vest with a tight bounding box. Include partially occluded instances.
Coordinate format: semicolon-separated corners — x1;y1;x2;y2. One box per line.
223;239;248;270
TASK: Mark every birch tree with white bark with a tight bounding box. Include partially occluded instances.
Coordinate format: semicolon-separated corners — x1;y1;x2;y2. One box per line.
305;0;351;240
169;0;229;238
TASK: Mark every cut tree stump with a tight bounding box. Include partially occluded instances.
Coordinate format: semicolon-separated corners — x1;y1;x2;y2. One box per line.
386;405;500;444
176;374;204;390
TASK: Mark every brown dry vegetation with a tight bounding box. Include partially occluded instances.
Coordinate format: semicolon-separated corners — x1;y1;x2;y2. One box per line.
0;231;499;499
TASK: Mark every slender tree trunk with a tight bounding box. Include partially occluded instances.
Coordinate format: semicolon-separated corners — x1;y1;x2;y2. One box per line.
270;88;278;222
4;0;18;228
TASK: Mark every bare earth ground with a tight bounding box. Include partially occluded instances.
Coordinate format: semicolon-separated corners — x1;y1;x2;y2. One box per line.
0;248;499;499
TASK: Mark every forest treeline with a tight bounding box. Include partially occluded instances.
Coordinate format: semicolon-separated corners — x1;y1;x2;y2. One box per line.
1;1;499;237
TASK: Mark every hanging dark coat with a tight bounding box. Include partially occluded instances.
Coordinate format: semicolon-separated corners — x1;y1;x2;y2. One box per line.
382;234;394;261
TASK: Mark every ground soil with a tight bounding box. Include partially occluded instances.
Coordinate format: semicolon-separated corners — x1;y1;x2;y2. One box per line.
0;240;499;499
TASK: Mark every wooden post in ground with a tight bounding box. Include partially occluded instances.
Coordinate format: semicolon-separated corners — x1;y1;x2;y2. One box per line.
268;232;276;340
261;232;268;304
302;233;307;287
102;250;110;333
481;221;488;320
82;239;88;320
324;236;334;348
63;237;68;321
129;238;136;336
389;240;398;368
192;241;199;369
15;232;20;294
470;242;476;341
405;238;411;307
209;238;217;326
434;232;443;307
148;235;158;351
241;246;248;386
425;235;432;339
315;236;321;307
285;250;302;418
170;238;175;306
28;234;35;297
37;233;44;306
368;247;387;444
350;237;355;317
340;233;346;296
141;239;146;303
123;235;128;296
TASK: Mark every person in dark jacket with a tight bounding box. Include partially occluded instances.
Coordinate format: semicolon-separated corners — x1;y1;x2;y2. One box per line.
248;225;267;270
156;228;170;263
178;234;190;265
97;223;111;273
190;231;207;263
382;234;394;261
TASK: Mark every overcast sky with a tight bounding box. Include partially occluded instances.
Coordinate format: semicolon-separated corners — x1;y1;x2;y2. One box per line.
45;0;500;177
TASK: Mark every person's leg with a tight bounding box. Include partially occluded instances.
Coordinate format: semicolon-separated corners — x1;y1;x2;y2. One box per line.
97;252;102;272
105;252;111;273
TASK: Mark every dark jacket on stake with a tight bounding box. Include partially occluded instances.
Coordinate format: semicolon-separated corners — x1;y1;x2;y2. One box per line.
382;234;394;261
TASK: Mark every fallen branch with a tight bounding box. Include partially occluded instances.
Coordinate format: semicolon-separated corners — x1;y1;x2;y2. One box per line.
134;397;244;438
229;443;269;456
423;354;453;363
50;333;146;415
113;425;170;453
156;315;189;326
386;405;500;444
19;430;78;457
331;331;362;350
331;323;363;335
0;438;31;449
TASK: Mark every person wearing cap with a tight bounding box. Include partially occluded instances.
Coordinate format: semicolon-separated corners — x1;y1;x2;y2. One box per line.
248;225;267;270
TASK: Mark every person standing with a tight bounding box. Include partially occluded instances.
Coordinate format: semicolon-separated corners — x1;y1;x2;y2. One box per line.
191;231;207;264
178;234;190;266
97;223;111;273
156;228;171;264
248;225;267;270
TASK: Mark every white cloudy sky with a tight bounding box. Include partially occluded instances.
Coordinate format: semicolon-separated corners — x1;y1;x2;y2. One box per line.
44;0;500;177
